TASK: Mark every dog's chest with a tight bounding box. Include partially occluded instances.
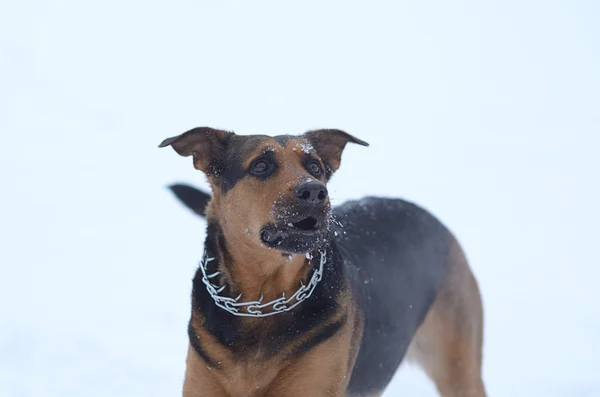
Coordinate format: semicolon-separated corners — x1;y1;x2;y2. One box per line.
215;357;282;397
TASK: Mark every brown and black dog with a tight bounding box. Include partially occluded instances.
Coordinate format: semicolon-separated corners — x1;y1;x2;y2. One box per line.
159;127;486;397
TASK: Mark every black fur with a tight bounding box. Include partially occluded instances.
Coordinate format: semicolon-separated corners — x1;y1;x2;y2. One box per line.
291;313;348;359
173;185;451;396
191;220;345;361
187;321;220;369
335;198;450;395
219;135;277;193
248;150;278;180
168;184;211;217
272;135;292;146
220;149;247;194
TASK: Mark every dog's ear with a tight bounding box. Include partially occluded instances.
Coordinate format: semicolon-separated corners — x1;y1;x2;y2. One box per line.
303;129;369;177
159;127;233;175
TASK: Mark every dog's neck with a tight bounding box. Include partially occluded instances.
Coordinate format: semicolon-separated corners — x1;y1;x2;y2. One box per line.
229;248;311;304
206;221;316;305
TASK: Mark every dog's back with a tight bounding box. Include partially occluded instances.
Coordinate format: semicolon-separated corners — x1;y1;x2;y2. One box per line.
169;186;484;396
332;197;451;394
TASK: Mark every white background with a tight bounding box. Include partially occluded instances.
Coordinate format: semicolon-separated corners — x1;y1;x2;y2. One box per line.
1;1;599;396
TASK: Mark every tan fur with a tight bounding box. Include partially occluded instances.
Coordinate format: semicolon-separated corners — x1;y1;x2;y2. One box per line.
162;130;484;397
182;137;358;396
207;138;328;302
184;294;360;397
265;314;357;397
407;237;486;397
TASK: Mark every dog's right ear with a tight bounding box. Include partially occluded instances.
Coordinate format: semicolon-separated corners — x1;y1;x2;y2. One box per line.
159;127;233;175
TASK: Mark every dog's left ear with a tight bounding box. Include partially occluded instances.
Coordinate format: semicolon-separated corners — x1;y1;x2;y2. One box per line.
303;129;369;177
159;127;233;176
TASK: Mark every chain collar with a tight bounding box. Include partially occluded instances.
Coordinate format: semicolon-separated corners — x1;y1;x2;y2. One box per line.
199;249;326;318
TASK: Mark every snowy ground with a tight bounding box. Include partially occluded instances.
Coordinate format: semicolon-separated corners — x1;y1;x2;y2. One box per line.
2;1;599;396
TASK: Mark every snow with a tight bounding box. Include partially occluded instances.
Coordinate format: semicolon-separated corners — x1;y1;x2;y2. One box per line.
300;142;314;154
1;1;600;396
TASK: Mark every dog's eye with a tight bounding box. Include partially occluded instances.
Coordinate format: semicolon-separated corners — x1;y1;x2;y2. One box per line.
308;160;322;176
251;159;269;175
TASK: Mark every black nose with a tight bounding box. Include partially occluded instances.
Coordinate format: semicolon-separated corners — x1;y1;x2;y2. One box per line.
294;181;328;205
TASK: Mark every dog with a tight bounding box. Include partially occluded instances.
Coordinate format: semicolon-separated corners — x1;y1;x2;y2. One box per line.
159;127;486;397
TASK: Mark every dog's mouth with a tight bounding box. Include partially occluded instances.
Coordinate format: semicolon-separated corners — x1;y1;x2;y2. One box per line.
261;215;327;253
289;216;318;231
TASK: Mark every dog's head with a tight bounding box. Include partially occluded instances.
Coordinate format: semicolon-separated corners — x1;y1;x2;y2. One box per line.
159;128;368;254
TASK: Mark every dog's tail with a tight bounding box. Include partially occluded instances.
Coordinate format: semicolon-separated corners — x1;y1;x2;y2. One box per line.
168;183;211;218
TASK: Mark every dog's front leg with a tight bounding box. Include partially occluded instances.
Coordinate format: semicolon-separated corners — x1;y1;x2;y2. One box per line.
182;345;230;397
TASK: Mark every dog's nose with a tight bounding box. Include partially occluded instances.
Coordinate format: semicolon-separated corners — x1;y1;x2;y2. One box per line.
294;181;328;205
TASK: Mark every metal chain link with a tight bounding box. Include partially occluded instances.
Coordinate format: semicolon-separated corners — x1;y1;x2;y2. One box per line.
199;249;326;317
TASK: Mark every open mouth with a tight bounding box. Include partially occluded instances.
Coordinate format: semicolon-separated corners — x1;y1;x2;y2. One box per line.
261;216;325;253
288;216;318;231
